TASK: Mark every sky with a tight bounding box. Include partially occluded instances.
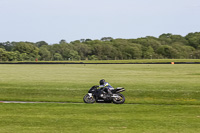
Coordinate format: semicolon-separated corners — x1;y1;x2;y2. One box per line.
0;0;200;44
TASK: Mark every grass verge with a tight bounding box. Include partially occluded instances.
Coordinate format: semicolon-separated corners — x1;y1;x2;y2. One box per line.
1;59;200;64
0;103;200;133
0;64;200;105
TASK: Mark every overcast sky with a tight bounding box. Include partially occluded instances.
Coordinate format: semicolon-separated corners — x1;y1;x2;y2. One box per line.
0;0;200;44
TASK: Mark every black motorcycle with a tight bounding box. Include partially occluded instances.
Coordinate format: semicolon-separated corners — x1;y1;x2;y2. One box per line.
83;85;125;104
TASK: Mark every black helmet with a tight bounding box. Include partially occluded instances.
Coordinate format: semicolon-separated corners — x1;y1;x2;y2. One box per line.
99;79;105;85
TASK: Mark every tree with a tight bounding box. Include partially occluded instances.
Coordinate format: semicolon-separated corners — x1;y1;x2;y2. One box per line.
59;39;67;44
39;46;51;61
73;43;91;60
85;39;92;42
90;43;103;59
50;44;62;55
123;44;142;59
143;46;155;59
54;53;63;61
88;55;98;60
71;40;81;44
0;48;5;61
157;45;178;58
0;32;200;61
159;33;173;45
20;53;30;61
101;37;113;41
13;42;39;58
185;32;200;48
80;39;85;43
36;41;48;48
0;43;5;49
69;50;80;60
170;35;188;45
193;50;200;59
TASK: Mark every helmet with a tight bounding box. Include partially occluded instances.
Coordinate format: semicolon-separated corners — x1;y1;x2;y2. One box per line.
99;79;105;85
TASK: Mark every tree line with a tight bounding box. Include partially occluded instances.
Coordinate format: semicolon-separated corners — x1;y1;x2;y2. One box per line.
0;32;200;61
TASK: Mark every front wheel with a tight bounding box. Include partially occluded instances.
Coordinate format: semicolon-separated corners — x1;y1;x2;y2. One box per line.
83;94;95;103
113;94;125;104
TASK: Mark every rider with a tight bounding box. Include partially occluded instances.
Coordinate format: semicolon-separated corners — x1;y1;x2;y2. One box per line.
99;79;114;95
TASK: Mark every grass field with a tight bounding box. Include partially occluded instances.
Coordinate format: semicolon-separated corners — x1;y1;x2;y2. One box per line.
0;103;200;133
0;64;200;132
0;64;200;104
2;59;200;64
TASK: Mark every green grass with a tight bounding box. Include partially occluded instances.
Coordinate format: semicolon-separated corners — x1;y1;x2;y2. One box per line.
0;103;200;133
0;64;200;104
82;59;200;63
0;64;200;132
1;59;200;64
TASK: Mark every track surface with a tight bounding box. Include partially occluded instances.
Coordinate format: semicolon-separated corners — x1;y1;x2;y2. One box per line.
0;101;84;104
0;101;195;106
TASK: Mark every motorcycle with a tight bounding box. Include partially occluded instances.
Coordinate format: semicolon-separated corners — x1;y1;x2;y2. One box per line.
83;85;125;104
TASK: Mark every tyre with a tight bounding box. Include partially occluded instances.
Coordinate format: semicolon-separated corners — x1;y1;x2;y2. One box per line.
112;94;125;104
83;94;95;103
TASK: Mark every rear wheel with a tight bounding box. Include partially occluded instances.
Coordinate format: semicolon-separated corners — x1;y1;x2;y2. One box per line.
83;94;95;103
113;94;125;104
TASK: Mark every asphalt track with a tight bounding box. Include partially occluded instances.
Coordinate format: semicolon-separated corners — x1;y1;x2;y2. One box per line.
0;101;120;104
0;101;148;105
0;101;84;104
0;101;196;106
